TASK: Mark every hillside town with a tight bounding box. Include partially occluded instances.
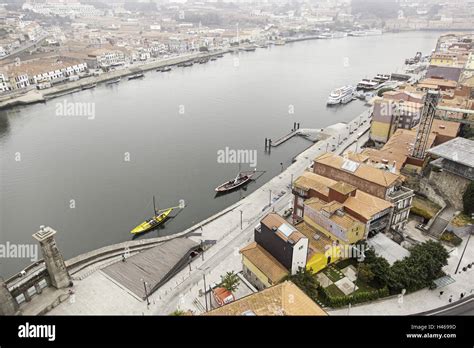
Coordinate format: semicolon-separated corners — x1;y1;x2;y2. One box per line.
1;0;474;100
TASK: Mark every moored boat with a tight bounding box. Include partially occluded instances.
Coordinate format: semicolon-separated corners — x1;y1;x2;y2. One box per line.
81;83;96;90
131;208;173;234
356;78;381;90
105;78;121;85
128;73;144;80
215;169;256;193
327;85;355;105
130;197;185;234
373;74;390;83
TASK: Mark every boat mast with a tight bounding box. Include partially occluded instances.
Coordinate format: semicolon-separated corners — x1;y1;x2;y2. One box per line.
234;163;241;183
153;196;157;215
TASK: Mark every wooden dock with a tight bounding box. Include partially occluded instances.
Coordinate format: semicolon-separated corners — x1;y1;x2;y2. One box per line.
271;130;299;147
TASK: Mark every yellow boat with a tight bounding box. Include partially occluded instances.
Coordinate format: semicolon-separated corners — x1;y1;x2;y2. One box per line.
131;208;173;234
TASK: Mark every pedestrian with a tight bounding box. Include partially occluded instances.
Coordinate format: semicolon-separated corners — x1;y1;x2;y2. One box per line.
439;291;444;297
460;293;464;299
122;254;126;262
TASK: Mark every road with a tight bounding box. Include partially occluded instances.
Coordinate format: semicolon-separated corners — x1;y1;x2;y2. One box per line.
422;295;474;316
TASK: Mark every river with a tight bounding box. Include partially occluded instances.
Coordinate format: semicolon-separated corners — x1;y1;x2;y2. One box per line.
0;31;445;277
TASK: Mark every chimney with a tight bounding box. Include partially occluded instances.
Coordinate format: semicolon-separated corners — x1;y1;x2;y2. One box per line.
390;161;397;173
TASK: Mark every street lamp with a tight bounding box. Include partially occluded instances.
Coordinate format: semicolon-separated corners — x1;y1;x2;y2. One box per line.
280;162;283;173
455;224;473;274
239;210;243;230
141;278;150;307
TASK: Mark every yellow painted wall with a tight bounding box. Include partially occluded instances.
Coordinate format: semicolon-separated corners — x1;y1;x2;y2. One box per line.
430;58;454;67
304;215;363;245
306;245;342;274
242;255;273;288
347;222;366;245
370;121;392;143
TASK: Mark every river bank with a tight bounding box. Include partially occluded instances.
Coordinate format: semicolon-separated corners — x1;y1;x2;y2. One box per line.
0;49;229;110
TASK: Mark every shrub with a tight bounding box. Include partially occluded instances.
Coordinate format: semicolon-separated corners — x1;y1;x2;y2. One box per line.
318;285;390;308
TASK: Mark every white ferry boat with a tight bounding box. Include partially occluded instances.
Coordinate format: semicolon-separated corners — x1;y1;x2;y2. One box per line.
356;79;381;90
332;32;348;39
349;31;367;37
373;74;391;83
365;29;383;36
327;85;356;105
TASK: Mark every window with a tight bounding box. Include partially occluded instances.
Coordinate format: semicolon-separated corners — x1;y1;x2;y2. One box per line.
297;196;304;206
296;208;303;218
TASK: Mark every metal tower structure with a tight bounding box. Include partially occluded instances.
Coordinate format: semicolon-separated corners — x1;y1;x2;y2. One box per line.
411;90;440;159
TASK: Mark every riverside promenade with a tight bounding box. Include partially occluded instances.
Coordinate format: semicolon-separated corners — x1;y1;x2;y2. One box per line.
45;110;372;315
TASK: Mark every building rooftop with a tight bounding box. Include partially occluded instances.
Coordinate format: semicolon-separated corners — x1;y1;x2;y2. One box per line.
240;242;288;284
6;56;85;77
427;137;474;168
330;181;357;196
296;174;393;221
205;281;327;316
293;171;337;194
295;221;333;255
362;128;437;171
315;153;402;188
344;190;393;220
428;119;461;139
418;78;458;89
260;213;306;244
304;198;360;230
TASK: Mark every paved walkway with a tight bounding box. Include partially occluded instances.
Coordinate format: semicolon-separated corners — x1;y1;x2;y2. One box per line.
329;226;474;315
48;110;372;315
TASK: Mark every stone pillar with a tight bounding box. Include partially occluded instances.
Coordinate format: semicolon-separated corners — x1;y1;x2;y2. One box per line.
34;283;43;295
0;280;19;315
33;226;70;289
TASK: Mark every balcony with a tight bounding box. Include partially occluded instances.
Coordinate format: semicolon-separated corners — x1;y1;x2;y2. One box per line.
388;185;414;202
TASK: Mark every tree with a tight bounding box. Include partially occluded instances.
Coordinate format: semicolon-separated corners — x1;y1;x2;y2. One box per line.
358;263;375;283
219;271;240;292
389;240;449;292
287;267;319;300
170;309;186;316
463;181;474;216
363;249;392;287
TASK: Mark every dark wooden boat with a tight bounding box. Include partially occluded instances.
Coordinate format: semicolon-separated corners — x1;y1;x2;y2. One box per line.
105;78;121;85
128;73;144;80
215;171;254;193
81;83;96;90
